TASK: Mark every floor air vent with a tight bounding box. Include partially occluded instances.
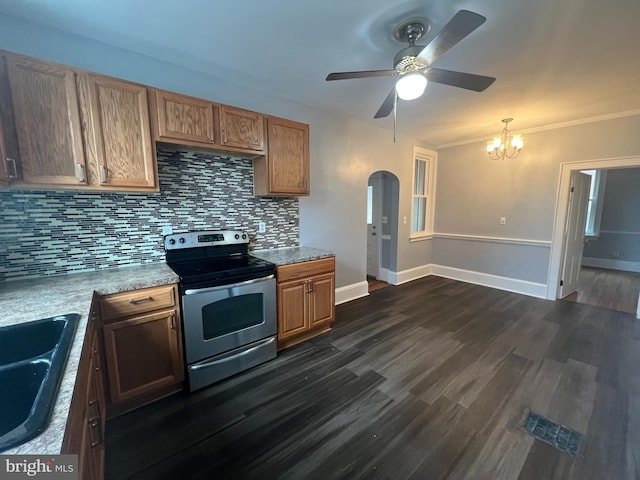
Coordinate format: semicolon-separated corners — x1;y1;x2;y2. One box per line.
520;410;582;456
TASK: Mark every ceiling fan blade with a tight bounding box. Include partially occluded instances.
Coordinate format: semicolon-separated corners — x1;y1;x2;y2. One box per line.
326;69;397;81
426;68;495;92
416;10;486;66
374;88;396;119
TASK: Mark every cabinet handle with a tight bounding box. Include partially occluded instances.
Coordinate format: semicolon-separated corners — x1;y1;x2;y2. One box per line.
88;399;98;406
309;280;314;293
6;158;18;179
95;366;101;372
170;311;176;330
99;165;108;184
128;296;153;304
75;163;85;182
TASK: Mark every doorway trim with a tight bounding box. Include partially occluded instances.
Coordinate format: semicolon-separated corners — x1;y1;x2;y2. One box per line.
547;155;640;300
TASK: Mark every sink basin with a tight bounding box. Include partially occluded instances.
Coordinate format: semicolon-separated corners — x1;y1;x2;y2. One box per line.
0;318;67;366
0;314;79;452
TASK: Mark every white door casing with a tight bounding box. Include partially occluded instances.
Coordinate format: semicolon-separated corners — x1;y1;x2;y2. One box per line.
558;171;592;297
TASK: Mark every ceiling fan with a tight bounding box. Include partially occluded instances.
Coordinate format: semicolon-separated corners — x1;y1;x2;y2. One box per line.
326;10;496;119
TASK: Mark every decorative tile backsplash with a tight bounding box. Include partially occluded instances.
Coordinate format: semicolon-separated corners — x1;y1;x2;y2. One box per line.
0;148;299;282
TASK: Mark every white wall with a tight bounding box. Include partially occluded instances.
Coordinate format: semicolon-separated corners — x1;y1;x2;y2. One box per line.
435;114;640;294
0;14;434;292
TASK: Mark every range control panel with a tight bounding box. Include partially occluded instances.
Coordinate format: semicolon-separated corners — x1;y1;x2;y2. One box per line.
164;230;249;250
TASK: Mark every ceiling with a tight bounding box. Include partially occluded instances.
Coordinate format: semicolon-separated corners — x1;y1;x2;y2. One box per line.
2;0;640;146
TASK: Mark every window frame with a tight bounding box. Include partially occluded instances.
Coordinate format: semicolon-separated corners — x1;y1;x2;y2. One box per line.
410;147;437;240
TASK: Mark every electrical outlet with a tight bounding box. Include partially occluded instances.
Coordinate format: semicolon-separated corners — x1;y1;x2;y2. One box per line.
161;225;173;235
403;216;407;224
258;222;266;233
500;217;507;225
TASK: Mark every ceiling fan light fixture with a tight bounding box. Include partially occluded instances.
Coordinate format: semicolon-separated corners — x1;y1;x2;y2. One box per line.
395;72;427;100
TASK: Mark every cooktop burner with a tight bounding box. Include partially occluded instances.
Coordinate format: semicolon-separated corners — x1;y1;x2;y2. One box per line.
164;230;275;288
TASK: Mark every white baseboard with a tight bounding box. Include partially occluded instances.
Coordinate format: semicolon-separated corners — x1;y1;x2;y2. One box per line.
388;264;433;285
335;281;369;305
582;257;640;273
378;268;390;282
430;264;548;299
337;264;549;306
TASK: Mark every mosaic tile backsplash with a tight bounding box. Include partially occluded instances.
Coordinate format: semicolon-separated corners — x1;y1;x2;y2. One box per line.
0;148;299;282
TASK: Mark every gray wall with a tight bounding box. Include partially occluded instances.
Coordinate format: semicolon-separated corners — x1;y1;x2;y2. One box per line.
435;115;640;286
0;14;433;290
583;167;640;267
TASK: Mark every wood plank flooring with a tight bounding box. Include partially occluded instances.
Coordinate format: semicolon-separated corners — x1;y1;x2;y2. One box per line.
565;266;640;314
105;276;640;479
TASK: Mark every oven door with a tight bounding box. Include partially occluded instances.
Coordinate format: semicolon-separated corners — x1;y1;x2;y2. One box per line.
181;275;276;364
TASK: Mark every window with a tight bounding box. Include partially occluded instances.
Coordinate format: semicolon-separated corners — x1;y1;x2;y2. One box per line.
411;147;436;238
581;169;607;236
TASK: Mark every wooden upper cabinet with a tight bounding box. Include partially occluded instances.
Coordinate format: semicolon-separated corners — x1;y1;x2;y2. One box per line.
219;105;264;152
254;116;309;196
152;89;215;144
78;74;157;190
0;55;19;186
7;55;87;186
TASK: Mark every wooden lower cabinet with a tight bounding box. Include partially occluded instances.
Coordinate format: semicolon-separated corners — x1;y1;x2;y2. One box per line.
63;299;106;480
100;284;184;414
277;257;335;349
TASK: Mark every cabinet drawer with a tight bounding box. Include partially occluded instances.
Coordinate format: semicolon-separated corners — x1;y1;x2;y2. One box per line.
277;257;335;283
100;284;176;322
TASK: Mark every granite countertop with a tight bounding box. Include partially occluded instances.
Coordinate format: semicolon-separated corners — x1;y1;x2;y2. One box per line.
252;246;335;266
0;262;178;455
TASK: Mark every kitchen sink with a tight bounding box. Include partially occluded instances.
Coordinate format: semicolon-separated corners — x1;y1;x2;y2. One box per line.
0;314;80;452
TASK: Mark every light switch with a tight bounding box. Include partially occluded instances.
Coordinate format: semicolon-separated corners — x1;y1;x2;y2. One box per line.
499;217;507;225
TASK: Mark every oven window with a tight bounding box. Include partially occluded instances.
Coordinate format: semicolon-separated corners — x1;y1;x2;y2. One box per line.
201;293;264;339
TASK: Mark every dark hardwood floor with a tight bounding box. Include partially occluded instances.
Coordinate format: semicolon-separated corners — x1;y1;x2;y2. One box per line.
564;266;640;314
105;276;640;479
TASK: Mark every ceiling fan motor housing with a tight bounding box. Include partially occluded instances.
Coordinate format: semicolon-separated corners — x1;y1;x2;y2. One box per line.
394;45;427;72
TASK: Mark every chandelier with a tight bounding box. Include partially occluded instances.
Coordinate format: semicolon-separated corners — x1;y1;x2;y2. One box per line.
486;118;524;160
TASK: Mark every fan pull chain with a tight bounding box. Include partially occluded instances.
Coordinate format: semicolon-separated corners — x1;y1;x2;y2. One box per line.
393;90;398;143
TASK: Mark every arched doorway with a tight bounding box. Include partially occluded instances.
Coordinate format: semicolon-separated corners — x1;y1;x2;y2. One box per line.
367;171;400;289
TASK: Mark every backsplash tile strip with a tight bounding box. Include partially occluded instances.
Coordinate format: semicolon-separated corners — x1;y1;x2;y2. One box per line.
0;148;299;282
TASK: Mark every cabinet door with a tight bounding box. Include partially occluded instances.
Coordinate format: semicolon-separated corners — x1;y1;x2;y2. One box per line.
103;309;183;405
0;56;19;186
256;117;309;195
85;335;105;480
79;74;156;189
153;89;215;144
308;272;335;328
7;55;87;186
277;280;308;340
219;105;264;151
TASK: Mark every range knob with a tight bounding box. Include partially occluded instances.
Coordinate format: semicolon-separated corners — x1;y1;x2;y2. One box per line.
179;237;186;243
234;234;240;239
242;234;247;239
169;239;176;245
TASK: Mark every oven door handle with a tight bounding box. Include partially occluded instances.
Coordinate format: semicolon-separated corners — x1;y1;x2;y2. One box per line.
184;274;275;295
189;337;276;370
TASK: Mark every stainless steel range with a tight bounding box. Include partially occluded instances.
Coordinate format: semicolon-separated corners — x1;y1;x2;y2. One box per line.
164;230;276;391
